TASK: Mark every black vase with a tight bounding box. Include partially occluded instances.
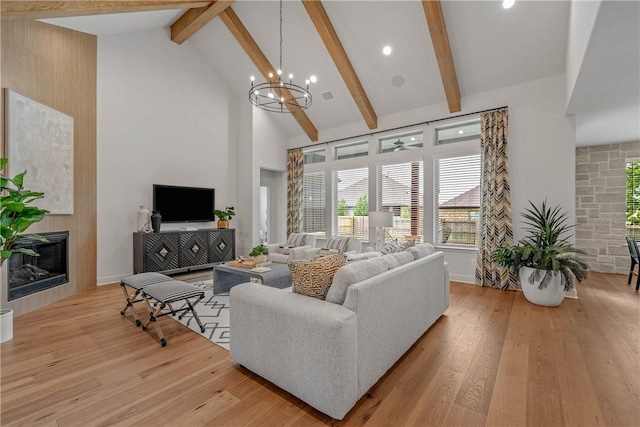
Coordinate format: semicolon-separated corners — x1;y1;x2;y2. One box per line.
151;211;162;233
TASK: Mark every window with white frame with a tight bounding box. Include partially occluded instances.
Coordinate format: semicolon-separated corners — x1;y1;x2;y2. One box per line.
303;147;325;164
336;167;369;239
301;172;326;238
434;154;482;246
335;141;369;160
435;119;481;145
626;159;640;239
379;132;423;154
377;161;424;242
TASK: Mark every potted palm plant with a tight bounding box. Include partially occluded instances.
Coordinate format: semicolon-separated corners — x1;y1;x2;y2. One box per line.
492;201;588;307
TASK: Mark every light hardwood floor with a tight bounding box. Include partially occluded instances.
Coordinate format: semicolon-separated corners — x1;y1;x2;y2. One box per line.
1;272;638;426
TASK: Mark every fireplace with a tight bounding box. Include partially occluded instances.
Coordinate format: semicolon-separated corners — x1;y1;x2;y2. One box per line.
7;231;69;301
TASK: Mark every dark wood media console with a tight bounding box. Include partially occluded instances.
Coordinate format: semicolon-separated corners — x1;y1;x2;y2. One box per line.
133;228;235;274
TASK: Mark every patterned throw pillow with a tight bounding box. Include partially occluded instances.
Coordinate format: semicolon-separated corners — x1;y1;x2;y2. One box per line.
402;240;416;250
313;248;340;259
285;233;306;247
380;240;402;255
325;237;349;253
288;253;346;299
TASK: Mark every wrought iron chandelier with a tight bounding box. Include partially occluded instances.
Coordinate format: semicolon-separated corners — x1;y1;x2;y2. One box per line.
248;0;313;113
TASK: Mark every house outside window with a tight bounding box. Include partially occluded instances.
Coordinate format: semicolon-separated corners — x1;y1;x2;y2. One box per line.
336;167;369;239
377;161;424;242
301;172;325;238
434;154;482;246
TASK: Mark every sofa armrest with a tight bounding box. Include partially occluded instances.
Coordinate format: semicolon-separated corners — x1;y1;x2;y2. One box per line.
302;247;322;259
230;284;358;419
266;243;282;255
288;244;313;261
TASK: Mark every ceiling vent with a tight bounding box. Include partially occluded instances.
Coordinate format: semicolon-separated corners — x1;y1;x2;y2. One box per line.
321;91;334;101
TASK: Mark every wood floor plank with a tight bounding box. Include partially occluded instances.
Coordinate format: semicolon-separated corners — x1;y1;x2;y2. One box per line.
0;274;638;426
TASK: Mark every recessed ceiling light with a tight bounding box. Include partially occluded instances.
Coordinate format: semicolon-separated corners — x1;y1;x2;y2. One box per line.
383;46;392;56
309;75;317;83
410;137;416;141
503;0;515;9
458;130;464;135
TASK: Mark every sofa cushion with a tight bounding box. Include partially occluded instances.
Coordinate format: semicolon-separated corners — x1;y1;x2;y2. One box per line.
288;253;346;300
325;237;349;253
326;258;389;305
407;243;435;260
381;251;415;269
286;233;306;247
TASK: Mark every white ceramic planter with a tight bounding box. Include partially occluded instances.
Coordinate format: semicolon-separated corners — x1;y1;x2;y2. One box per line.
253;254;267;264
519;266;565;307
0;309;14;343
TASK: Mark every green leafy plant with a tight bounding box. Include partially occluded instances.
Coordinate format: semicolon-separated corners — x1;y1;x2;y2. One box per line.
353;195;368;216
214;206;235;221
0;158;49;267
491;200;588;291
337;199;347;216
249;245;269;257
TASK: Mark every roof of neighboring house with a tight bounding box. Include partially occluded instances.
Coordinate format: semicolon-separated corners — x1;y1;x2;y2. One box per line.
338;176;421;206
440;185;480;208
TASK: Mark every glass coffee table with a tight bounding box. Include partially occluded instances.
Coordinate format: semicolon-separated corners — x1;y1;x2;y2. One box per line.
213;262;292;294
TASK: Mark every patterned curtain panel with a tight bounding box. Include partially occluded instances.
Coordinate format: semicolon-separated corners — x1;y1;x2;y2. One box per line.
287;148;304;236
475;108;516;290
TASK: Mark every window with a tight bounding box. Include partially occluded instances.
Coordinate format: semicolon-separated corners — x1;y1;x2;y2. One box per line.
626;159;640;238
434;154;482;246
303;148;325;164
336;167;369;239
379;132;423;154
378;161;424;242
435;119;481;145
301;172;326;238
335;141;369;160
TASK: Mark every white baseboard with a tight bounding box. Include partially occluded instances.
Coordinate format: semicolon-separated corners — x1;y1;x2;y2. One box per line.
450;274;475;284
97;273;131;286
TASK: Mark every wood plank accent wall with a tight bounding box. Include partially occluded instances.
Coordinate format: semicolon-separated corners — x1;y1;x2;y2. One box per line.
0;20;97;316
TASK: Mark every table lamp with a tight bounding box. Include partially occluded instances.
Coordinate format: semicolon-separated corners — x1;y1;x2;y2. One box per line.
369;211;393;251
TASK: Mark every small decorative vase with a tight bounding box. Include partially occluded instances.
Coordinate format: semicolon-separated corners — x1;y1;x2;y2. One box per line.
217;219;229;229
137;205;151;232
519;266;565;307
151;211;162;233
253;254;267;264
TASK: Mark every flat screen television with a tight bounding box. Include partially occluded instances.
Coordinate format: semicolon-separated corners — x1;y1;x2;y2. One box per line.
153;184;215;223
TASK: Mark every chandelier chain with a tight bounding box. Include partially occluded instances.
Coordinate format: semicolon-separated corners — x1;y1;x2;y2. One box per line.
279;0;283;72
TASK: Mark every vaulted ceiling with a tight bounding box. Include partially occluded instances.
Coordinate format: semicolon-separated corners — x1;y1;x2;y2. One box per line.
2;1;588;142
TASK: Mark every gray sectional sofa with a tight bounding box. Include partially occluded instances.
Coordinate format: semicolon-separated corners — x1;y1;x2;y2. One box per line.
229;243;450;420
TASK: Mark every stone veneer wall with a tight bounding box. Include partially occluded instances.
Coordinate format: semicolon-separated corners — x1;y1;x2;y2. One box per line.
575;141;640;274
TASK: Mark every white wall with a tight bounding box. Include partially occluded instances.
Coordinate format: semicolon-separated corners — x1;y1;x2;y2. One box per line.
565;0;601;108
289;74;575;284
97;29;243;284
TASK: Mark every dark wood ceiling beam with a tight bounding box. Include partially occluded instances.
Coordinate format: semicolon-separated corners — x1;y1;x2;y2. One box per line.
422;0;461;113
171;0;234;45
219;7;319;142
1;1;212;20
302;0;377;130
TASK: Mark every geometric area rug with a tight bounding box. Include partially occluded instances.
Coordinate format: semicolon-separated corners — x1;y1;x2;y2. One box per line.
172;280;230;351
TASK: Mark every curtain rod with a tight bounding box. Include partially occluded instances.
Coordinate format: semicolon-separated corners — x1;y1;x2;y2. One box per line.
294;105;508;150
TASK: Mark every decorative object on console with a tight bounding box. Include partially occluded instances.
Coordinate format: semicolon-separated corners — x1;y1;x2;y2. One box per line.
248;0;314;113
369;211;393;251
215;206;235;229
151;211;162;233
136;205;152;233
249;245;269;264
288;253;346;299
0;157;49;268
6;89;74;215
